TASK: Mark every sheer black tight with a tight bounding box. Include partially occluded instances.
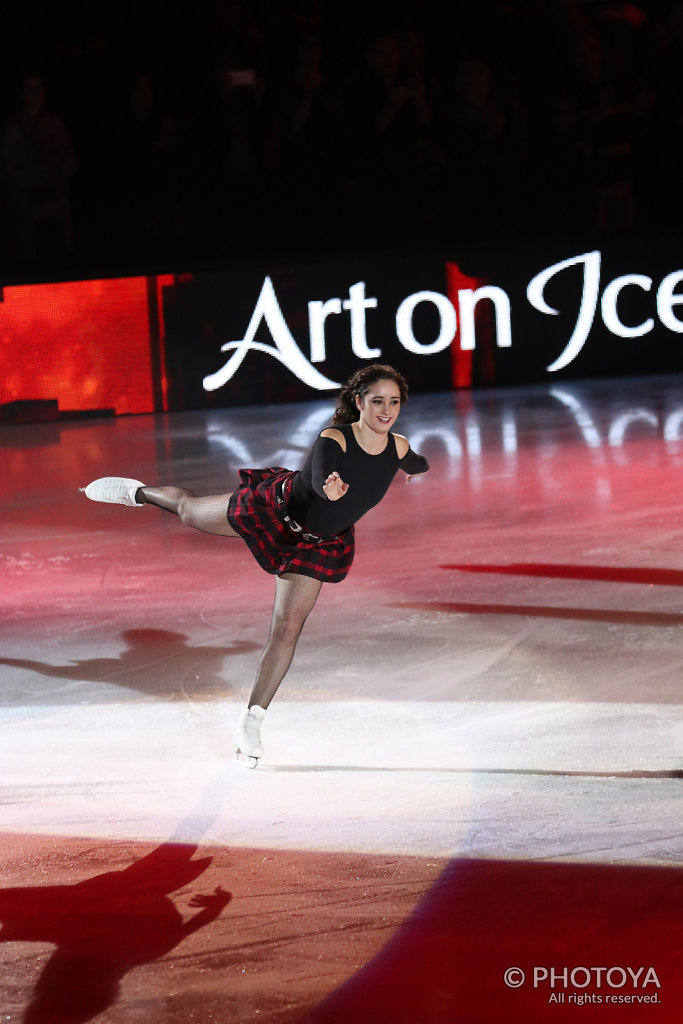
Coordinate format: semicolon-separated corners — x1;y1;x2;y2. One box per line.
248;572;322;709
138;485;323;708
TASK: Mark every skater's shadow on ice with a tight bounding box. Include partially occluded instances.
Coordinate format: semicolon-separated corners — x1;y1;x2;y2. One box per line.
0;628;260;701
0;841;230;1024
0;774;235;1024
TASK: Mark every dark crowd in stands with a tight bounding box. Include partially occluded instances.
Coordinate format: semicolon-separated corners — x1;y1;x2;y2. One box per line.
1;0;682;278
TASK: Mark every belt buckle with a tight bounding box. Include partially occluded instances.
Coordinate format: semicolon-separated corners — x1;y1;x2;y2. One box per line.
302;531;318;543
286;515;302;534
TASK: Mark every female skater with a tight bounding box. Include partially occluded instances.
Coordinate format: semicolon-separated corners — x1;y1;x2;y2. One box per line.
82;364;429;766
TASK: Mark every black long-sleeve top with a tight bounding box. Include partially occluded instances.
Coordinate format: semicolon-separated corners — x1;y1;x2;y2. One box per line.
288;423;429;536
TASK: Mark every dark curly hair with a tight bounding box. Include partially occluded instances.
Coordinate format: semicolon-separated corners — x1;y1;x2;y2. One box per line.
331;364;409;425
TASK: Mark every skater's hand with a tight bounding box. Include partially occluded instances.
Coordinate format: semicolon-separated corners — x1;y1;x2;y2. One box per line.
182;886;232;933
189;886;232;912
323;471;349;500
405;472;427;483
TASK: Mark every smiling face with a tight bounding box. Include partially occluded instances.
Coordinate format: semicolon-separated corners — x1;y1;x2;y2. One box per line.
355;378;402;435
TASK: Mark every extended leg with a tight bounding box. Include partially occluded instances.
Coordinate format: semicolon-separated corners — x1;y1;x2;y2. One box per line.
138;487;239;537
83;477;238;538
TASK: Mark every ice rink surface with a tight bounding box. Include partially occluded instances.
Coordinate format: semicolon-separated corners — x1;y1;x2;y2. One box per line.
2;375;683;1022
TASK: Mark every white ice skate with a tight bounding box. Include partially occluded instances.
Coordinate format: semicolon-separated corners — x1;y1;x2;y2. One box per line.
234;705;266;768
80;477;146;506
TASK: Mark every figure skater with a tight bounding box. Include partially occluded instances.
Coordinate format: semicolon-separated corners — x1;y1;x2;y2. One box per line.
82;364;429;766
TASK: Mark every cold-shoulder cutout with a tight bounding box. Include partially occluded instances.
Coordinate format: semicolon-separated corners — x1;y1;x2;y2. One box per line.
320;427;346;452
392;432;410;459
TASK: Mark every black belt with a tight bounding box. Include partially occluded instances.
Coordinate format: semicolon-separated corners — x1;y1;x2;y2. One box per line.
276;481;324;543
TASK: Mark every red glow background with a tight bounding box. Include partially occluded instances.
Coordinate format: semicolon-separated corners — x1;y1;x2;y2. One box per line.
0;265;488;420
0;277;156;415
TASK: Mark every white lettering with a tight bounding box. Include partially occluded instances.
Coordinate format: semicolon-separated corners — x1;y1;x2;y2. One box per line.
606;967;627;988
465;416;481;457
396;290;456;354
201;254;683;395
205;432;252;461
533;967;548;987
308;297;342;362
531;965;662;991
608;409;658;447
527;251;601;372
203;276;340;392
550;389;603;450
272;406;334;467
601;274;654;338
664;409;683;441
502;409;518;454
458;286;512;350
408;427;463;459
592;967;608;986
343;281;380;357
657;270;683;332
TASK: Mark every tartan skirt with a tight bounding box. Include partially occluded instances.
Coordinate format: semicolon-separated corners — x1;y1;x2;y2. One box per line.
227;467;355;584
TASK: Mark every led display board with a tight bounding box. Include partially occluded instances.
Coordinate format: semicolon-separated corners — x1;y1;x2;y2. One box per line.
1;239;681;422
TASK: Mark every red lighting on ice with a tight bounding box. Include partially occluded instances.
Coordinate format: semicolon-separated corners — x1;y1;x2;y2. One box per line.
0;277;156;415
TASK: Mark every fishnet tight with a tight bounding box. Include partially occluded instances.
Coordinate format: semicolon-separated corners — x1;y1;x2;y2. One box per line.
139;485;323;708
138;486;239;536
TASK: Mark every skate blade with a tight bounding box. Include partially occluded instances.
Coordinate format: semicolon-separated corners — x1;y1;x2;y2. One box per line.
234;751;259;769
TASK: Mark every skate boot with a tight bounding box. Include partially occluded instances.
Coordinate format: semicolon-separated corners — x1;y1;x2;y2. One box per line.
234;705;266;768
80;477;146;506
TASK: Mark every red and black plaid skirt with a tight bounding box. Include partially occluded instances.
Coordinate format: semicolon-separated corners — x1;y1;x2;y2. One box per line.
227;467;355;584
